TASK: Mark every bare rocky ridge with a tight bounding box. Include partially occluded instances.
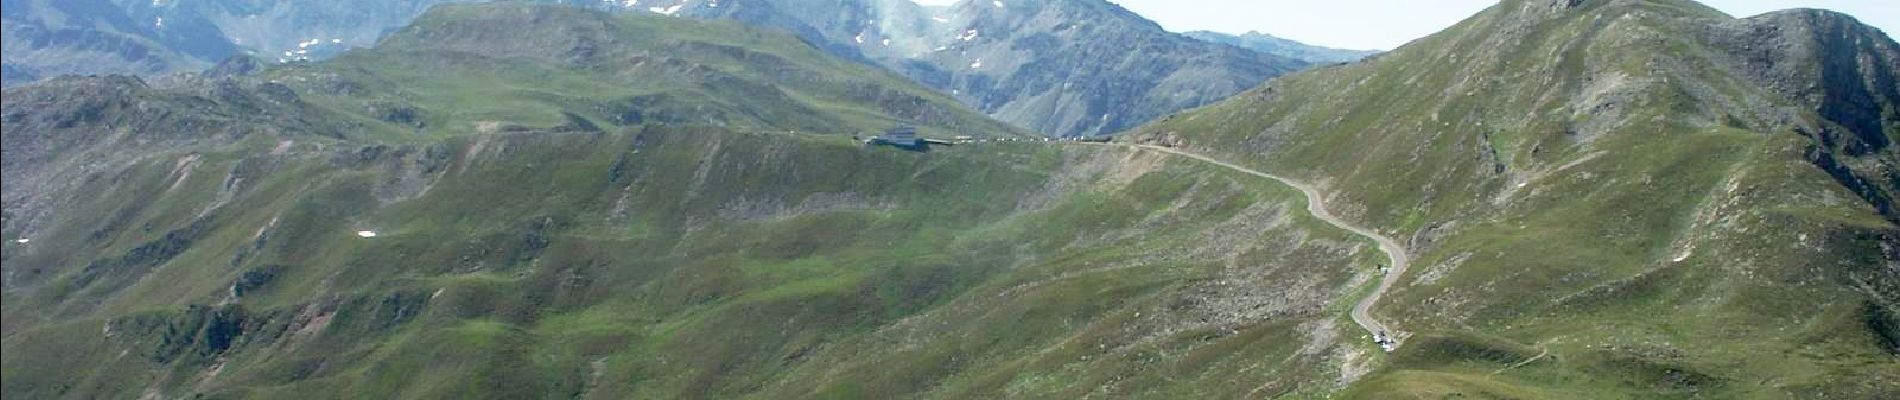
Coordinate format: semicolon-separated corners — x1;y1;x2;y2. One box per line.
1701;8;1900;219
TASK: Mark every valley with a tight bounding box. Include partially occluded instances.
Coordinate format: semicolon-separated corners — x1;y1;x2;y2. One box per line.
4;0;1897;399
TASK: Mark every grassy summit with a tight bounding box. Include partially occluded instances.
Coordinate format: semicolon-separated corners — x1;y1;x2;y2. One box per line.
276;3;1028;141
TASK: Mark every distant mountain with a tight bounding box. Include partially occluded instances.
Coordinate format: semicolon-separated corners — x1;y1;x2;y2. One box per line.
0;0;232;86
662;0;1312;137
3;0;1313;138
1133;0;1900;397
0;0;488;86
1183;31;1380;64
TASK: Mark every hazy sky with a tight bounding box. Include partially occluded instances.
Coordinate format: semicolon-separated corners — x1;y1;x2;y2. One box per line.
913;0;1898;50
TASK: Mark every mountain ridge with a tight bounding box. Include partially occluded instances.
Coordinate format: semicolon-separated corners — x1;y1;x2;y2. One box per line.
1131;0;1900;397
1183;30;1381;64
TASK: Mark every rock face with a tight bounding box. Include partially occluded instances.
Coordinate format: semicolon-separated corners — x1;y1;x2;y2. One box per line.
1700;9;1900;217
1184;31;1381;64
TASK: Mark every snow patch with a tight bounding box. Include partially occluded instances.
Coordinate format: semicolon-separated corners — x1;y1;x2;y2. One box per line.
1672;247;1693;263
650;5;684;15
355;230;379;238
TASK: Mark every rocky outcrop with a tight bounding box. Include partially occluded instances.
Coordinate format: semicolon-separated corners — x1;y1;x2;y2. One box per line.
1700;9;1900;220
1709;9;1899;155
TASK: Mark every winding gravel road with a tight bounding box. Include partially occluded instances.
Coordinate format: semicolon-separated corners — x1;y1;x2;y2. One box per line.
1125;144;1412;347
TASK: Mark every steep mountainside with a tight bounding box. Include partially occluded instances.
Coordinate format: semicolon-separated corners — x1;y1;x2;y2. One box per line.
1133;0;1899;397
4;4;1384;398
1184;31;1381;64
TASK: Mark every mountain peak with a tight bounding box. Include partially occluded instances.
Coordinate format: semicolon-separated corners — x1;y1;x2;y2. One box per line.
1745;6;1887;32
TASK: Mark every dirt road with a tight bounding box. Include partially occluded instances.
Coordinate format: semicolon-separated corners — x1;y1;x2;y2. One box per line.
1126;144;1411;347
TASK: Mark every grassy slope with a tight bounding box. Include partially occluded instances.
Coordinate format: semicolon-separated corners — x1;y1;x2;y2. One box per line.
2;4;1384;399
269;3;1031;142
1132;0;1899;398
1;126;1384;398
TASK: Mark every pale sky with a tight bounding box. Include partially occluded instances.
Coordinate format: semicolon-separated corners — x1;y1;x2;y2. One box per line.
913;0;1898;50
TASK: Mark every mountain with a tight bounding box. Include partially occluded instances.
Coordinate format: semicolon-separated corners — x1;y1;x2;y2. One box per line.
662;0;1312;137
3;4;1377;398
4;0;1312;138
1131;0;1900;397
10;0;1895;398
1184;31;1381;64
0;0;637;87
0;0;232;86
0;0;478;87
